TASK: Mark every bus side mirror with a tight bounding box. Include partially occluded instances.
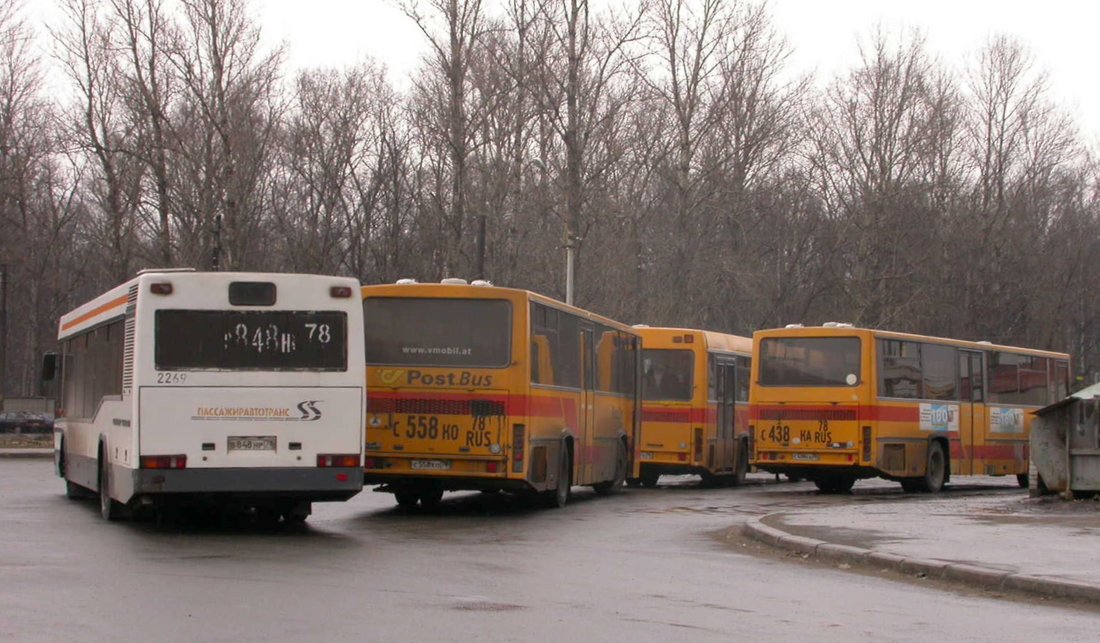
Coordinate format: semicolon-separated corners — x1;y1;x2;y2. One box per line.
41;353;57;382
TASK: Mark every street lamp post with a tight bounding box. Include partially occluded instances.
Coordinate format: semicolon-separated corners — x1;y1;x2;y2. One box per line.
530;158;575;306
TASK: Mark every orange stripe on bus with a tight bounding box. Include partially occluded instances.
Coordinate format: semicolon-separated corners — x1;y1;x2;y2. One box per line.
61;295;128;331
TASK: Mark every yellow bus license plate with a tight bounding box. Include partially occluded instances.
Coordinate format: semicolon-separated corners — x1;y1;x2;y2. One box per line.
411;459;452;471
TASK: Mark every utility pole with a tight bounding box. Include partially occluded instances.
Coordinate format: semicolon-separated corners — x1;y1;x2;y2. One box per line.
210;214;222;271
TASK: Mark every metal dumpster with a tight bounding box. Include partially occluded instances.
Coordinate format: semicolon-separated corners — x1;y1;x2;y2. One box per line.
1030;382;1100;498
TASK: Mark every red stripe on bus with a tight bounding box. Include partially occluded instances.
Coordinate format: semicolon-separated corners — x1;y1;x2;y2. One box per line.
366;391;579;430
640;407;706;424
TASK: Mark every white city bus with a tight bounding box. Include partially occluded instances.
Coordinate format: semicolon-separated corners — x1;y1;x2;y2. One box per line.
46;270;366;522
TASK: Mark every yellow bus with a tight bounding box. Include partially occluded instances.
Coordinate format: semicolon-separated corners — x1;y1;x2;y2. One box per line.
362;279;640;508
750;324;1070;493
630;327;752;487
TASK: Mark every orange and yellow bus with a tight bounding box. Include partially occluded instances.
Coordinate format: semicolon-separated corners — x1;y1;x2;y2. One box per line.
750;324;1070;493
362;279;640;508
631;327;752;487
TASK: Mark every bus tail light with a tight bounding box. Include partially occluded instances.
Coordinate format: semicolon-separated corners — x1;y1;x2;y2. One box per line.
693;428;703;462
512;424;525;473
150;282;173;295
330;285;353;298
486;461;499;473
318;454;360;468
862;426;872;462
140;455;186;469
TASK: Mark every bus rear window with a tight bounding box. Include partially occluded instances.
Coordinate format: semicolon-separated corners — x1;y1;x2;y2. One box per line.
642;349;693;401
759;337;861;387
155;310;348;371
364;298;511;367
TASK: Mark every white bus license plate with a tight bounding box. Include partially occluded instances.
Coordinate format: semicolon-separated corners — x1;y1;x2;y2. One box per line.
411;459;451;471
792;453;820;461
228;436;276;451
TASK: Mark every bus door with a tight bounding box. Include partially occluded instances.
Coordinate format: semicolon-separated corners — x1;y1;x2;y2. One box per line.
580;325;597;484
718;361;736;471
957;349;984;475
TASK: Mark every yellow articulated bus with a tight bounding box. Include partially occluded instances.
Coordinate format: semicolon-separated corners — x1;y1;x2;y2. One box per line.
362;279;640;508
630;326;752;488
750;324;1070;493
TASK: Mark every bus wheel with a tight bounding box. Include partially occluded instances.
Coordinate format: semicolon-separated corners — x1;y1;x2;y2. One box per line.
419;484;445;508
283;502;311;523
814;476;855;494
640;470;660;488
394;488;419;508
625;478;642;488
900;479;923;493
594;441;628;495
923;442;946;493
547;448;572;508
98;455;125;521
1016;473;1029;489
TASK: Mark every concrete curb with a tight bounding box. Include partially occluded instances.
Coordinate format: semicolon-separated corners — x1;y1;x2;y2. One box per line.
0;449;53;458
743;514;1100;605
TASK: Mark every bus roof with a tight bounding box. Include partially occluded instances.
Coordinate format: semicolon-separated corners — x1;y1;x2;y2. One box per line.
631;325;751;356
361;281;639;334
58;271;359;341
753;325;1069;359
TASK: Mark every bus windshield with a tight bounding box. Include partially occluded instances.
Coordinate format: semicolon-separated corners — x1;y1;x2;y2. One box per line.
759;336;861;387
155;310;348;371
364;297;511;367
642;349;694;401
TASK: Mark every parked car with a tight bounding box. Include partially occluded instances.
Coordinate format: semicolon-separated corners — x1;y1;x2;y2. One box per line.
0;411;54;434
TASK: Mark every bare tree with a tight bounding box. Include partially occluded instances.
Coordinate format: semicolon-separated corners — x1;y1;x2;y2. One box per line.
166;0;283;270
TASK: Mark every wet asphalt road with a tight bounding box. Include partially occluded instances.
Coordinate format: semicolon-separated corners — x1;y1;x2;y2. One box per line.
2;459;1098;642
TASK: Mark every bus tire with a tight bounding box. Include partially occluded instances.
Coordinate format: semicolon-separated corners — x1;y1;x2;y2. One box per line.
98;453;125;521
547;446;572;508
640;469;659;488
923;442;946;493
1016;473;1029;489
625;478;642;488
593;439;627;495
394;488;419;508
814;475;856;494
419;483;445;508
900;479;923;493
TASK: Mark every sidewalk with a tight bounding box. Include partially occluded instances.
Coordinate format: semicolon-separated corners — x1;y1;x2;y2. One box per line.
745;491;1100;604
0;448;52;458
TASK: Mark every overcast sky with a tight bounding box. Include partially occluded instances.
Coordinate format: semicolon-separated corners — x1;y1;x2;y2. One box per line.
247;0;1098;141
27;0;1100;141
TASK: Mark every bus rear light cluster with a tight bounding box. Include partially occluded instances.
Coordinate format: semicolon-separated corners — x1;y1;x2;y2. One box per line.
140;455;186;469
862;426;872;461
677;453;687;462
486;461;499;473
317;454;360;468
512;424;525;473
693;427;703;462
330;286;353;298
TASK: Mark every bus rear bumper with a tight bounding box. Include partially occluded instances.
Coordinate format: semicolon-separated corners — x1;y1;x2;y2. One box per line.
365;471;535;493
131;466;363;501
